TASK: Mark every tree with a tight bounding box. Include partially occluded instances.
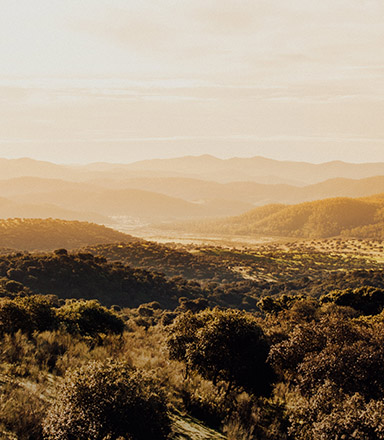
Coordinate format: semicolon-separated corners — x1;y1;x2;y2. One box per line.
269;315;384;399
15;295;57;332
168;309;275;395
43;360;171;440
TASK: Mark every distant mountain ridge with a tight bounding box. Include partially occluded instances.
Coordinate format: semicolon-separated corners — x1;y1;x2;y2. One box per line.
125;155;384;184
2;155;384;185
2;157;384;228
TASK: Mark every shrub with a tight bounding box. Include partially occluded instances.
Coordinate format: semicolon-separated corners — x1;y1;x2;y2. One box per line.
0;299;31;335
16;295;57;332
56;300;125;337
42;360;171;440
288;382;384;440
168;309;275;396
269;315;384;399
5;279;24;293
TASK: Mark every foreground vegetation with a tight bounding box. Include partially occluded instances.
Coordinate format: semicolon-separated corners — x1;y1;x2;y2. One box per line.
1;232;384;439
2;287;384;439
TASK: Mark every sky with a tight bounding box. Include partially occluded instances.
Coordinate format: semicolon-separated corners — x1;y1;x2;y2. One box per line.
0;0;383;164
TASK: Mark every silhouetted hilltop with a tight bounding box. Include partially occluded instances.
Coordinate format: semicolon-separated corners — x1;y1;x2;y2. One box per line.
0;218;135;251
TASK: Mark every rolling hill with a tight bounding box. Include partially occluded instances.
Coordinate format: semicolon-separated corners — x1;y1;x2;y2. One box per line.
4;175;384;219
85;174;384;206
3;159;384;229
12;188;253;219
0;218;135;251
170;195;384;239
0;251;204;309
80;242;243;283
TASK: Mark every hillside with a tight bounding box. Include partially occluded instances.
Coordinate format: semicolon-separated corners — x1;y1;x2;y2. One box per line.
0;176;103;196
0;218;135;251
12;188;253;220
80;240;384;288
81;242;243;283
0;251;205;308
172;195;384;239
5;176;384;211
87;175;384;206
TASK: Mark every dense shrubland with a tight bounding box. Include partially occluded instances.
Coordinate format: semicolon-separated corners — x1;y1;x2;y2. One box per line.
2;280;384;438
0;250;205;309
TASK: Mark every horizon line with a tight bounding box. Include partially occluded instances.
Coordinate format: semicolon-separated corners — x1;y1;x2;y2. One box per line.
0;154;383;167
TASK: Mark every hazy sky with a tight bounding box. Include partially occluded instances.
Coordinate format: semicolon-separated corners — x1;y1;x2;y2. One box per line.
0;0;383;164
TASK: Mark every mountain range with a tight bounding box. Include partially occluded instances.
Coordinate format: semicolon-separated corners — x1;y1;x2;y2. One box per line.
1;156;384;227
3;155;384;185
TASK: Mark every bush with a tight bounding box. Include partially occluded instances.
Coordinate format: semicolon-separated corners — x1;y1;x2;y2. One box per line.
16;295;57;332
0;299;31;335
42;360;171;440
168;309;275;396
56;300;125;337
288;382;384;440
269;315;384;399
